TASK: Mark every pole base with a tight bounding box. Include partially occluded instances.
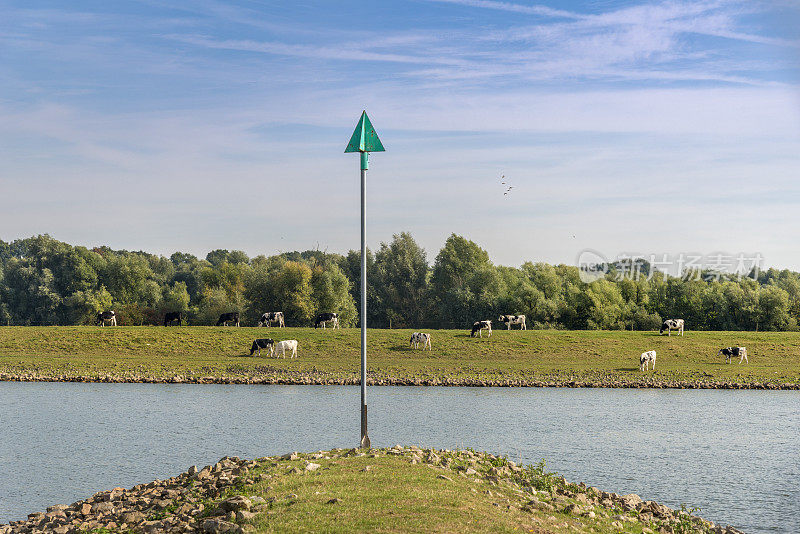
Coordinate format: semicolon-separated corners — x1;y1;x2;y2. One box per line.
360;403;370;449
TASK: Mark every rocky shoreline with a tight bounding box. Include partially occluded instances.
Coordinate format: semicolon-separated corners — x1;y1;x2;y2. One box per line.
1;371;798;389
0;446;745;534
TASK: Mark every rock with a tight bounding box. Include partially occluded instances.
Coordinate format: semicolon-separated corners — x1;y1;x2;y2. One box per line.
437;474;453;482
619;493;643;511
194;467;211;481
562;503;580;515
327;498;340;504
120;510;146;524
236;510;256;522
188;466;198;476
305;462;321;471
79;503;92;516
249;496;266;505
46;504;69;513
141;520;165;533
91;501;115;514
217;495;252;513
282;452;299;461
202;518;243;533
465;468;477;475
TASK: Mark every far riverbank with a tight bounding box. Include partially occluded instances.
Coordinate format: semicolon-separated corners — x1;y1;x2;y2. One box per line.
1;326;798;389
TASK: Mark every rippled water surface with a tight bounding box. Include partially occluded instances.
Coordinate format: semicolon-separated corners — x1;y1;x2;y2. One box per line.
1;383;798;532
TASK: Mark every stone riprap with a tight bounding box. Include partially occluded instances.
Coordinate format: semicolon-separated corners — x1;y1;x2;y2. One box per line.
1;371;798;390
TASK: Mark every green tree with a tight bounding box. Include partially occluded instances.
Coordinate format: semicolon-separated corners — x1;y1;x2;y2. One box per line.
374;232;430;328
311;263;357;327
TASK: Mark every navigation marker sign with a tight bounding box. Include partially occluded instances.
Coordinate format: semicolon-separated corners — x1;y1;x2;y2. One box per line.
345;110;385;171
345;111;384;449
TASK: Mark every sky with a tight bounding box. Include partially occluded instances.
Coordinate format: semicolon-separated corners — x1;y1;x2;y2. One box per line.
1;0;799;271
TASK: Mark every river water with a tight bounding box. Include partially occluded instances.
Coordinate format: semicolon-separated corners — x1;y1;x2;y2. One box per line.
0;383;797;532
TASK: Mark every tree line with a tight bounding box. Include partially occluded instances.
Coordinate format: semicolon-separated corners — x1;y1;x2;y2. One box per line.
1;233;799;331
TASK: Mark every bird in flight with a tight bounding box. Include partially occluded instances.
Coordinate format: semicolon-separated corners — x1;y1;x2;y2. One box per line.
501;174;514;196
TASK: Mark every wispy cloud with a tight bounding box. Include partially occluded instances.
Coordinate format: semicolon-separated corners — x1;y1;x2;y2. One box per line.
424;0;583;19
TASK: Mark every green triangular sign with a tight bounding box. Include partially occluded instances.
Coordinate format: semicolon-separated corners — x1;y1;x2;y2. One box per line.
344;111;385;153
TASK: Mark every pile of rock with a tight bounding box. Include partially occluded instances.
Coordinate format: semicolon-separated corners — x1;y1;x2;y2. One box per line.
0;455;266;534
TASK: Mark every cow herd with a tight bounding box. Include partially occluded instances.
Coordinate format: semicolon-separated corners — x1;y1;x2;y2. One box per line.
638;319;750;372
93;310;752;367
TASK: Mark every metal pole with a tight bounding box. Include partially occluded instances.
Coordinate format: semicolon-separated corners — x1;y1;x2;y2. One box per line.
360;164;370;449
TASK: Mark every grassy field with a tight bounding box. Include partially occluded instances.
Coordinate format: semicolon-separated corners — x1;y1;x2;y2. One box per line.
0;326;798;386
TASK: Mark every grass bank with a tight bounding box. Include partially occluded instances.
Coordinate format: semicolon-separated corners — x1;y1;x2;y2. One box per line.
1;446;733;533
0;326;798;388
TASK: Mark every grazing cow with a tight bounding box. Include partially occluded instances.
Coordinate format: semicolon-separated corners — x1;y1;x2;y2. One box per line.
97;311;116;326
314;312;339;329
216;312;240;327
470;320;492;338
163;311;182;327
258;311;285;328
498;314;527;330
250;338;274;357
719;346;748;364
660;319;684;336
274;339;298;358
410;332;432;350
640;350;657;371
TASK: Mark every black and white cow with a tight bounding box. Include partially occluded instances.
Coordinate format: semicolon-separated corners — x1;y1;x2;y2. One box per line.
250;338;274;357
216;312;240;327
314;312;339;329
258;311;285;328
719;346;748;364
163;311;182;326
660;319;684;336
97;310;116;326
640;350;656;371
498;314;526;330
470;320;492;338
410;332;432;350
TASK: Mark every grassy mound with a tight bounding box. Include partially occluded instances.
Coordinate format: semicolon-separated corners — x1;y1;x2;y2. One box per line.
0;326;798;386
2;447;728;533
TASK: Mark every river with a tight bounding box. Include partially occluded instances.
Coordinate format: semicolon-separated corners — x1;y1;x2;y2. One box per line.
1;383;797;532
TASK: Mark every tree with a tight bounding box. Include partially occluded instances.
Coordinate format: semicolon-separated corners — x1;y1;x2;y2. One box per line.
206;249;230;266
430;234;493;327
374;232;430;328
340;249;383;327
161;282;190;316
311;263;357;327
585;280;626;330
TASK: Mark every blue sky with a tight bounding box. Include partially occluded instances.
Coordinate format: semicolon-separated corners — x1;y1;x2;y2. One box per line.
1;0;799;269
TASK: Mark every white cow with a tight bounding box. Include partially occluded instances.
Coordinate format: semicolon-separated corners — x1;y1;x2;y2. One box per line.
259;311;285;328
471;320;492;338
97;311;116;326
719;347;748;364
410;332;432;350
274;339;298;359
660;319;684;336
640;350;656;371
499;314;526;330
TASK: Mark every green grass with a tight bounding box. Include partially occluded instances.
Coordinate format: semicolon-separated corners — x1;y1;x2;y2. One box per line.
0;326;798;386
187;447;702;533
